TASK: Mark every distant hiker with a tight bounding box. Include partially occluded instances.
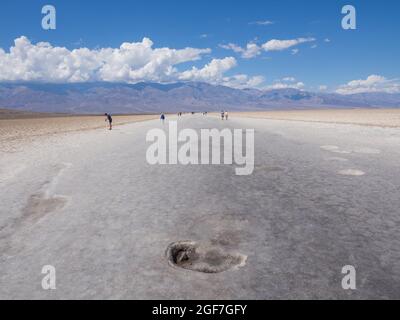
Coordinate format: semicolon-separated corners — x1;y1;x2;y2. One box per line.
221;110;225;120
104;113;112;130
160;113;166;124
225;111;229;120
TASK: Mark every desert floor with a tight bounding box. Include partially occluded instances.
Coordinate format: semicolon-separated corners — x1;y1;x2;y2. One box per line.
231;109;400;128
0;114;158;153
1;109;400;299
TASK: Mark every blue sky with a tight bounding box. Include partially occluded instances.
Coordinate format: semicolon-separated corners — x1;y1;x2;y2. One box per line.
0;0;399;93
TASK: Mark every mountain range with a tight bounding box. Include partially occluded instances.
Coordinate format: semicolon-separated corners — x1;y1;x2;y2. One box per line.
0;82;399;114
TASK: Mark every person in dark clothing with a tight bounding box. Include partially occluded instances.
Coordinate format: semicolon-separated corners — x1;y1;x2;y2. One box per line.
104;113;113;130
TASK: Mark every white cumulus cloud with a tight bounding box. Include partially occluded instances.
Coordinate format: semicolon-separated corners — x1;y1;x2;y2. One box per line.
219;43;261;59
264;77;305;90
179;57;237;82
266;82;305;90
178;57;264;88
223;74;265;89
221;37;315;59
336;75;400;94
262;37;315;51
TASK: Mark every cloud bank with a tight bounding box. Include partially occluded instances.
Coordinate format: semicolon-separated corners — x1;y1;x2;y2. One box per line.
336;75;400;94
1;37;398;95
0;36;264;89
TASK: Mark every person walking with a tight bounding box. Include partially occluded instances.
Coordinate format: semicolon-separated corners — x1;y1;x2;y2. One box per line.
104;113;113;130
160;113;166;124
225;111;229;120
221;110;225;120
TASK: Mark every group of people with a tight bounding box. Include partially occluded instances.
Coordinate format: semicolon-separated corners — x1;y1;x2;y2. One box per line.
103;110;229;131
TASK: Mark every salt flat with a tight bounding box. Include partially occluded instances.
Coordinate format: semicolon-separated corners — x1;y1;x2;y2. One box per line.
0;114;157;153
1;113;400;299
232;109;400;128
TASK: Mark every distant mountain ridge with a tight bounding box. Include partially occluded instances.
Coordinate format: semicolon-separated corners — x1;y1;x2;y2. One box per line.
0;82;399;114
